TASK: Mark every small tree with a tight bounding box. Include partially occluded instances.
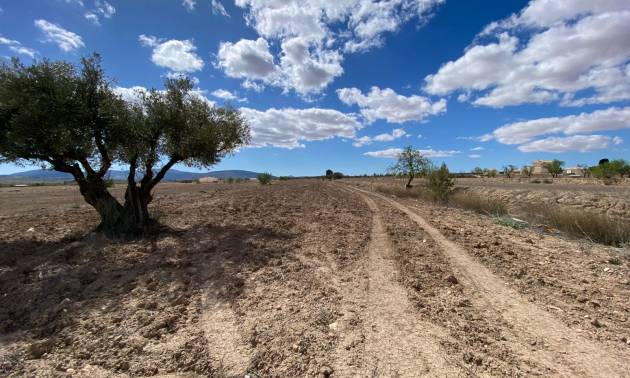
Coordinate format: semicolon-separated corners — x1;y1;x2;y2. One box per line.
521;165;532;178
325;169;333;180
502;165;516;179
487;169;498;178
257;172;272;185
427;163;454;202
388;146;431;188
472;167;483;176
548;159;564;178
332;172;344;180
0;55;250;237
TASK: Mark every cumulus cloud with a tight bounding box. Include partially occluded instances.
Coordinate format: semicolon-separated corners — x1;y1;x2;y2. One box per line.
518;135;623;153
240;107;362;148
488;107;630;145
139;34;204;72
364;147;460;158
352;128;408;147
217;38;277;83
211;89;247;102
0;36;38;58
34;19;85;52
424;0;630;107
338;86;446;123
217;0;444;94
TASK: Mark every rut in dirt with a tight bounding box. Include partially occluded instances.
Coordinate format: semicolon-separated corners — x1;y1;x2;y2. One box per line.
348;185;630;378
333;188;461;376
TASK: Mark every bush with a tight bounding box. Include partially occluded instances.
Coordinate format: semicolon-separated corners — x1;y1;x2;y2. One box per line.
530;179;541;184
426;163;454;202
332;172;344;180
495;216;528;229
257;172;272;185
225;177;235;184
278;176;290;181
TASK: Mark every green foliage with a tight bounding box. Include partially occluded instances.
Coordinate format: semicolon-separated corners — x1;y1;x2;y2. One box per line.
495;217;528;229
472;167;483;176
278;176;290;181
521;165;532;177
487;169;497;178
332;172;344;180
426;163;454;202
0;55;250;237
257;172;272;185
591;159;630;180
548;159;564;178
388;145;431;188
325;169;333;180
502;164;517;178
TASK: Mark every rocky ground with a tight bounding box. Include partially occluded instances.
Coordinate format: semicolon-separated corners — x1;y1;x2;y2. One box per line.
1;180;629;377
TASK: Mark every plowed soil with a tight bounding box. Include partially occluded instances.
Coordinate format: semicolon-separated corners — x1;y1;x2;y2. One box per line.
1;180;629;377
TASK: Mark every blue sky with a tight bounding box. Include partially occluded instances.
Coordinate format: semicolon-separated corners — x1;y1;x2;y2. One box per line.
1;0;629;176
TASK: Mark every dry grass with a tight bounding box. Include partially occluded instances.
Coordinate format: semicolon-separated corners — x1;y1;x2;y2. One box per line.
449;191;508;216
375;183;437;202
526;204;630;246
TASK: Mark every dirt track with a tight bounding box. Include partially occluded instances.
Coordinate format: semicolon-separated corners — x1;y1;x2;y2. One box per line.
1;180;629;377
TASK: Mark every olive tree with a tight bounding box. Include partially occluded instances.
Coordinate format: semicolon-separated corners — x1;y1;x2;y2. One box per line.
0;55;250;237
548;159;564;178
388;146;431;188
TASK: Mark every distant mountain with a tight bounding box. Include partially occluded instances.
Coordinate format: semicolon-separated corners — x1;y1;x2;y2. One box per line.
0;169;261;183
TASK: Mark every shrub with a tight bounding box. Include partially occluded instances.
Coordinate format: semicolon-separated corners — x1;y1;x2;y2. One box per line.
495;216;528;229
278;176;290;181
530;179;541;184
257;172;272;185
427;163;454;202
225;177;235;184
332;172;344;180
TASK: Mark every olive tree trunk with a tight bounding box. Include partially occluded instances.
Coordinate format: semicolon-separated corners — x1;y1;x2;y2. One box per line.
78;179;152;237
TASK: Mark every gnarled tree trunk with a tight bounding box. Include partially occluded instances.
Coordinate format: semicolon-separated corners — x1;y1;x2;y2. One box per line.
78;178;153;238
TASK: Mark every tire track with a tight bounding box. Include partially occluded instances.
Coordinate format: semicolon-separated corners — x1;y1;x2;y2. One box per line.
347;185;630;377
334;187;461;377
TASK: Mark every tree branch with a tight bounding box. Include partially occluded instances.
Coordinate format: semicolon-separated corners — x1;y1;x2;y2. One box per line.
147;156;180;191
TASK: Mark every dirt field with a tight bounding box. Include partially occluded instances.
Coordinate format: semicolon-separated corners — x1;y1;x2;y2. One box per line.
1;180;629;377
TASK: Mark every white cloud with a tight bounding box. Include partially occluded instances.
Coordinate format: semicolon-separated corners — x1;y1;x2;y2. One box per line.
217;38;277;83
424;1;630;107
0;36;38;58
83;1;115;25
468;154;481;158
240;107;362;149
337;86;446;123
139;35;204;72
211;89;247;102
217;0;444;94
488;107;630;145
470;146;484;151
518;135;623;153
211;0;229;17
64;0;84;6
84;12;100;25
182;0;196;11
113;85;216;107
364;147;460;158
34;19;85;52
352;128;408;147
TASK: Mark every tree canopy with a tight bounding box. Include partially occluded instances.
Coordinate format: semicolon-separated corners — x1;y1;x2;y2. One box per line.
388;146;431;188
0;54;250;236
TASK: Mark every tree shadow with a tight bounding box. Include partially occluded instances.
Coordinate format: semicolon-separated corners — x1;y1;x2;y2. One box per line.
0;221;295;339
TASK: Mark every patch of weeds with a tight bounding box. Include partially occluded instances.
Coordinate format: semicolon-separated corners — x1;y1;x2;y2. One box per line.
450;192;508;216
495;216;528;229
608;257;622;265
